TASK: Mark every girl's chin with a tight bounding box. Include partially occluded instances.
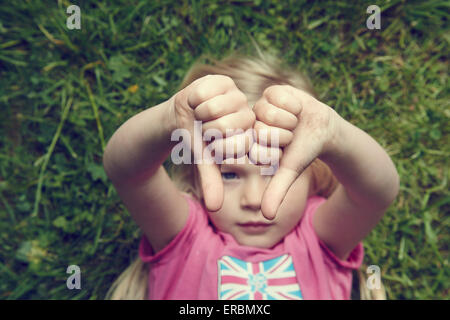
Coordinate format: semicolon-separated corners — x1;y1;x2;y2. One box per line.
234;234;281;249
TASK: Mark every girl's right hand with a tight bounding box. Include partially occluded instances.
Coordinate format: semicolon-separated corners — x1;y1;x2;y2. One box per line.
170;75;255;212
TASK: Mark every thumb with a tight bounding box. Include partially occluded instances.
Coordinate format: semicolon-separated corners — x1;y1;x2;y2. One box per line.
261;166;298;220
197;163;223;212
196;143;224;212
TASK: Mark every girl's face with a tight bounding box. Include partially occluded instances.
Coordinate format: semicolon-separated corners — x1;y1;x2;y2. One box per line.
207;155;313;248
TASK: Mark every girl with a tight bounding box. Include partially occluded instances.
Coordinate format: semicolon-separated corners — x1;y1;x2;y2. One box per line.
103;48;397;300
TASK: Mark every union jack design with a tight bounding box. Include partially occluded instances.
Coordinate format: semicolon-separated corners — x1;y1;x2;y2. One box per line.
217;254;303;300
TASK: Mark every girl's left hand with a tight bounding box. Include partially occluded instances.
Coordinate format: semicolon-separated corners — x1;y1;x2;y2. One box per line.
251;85;341;220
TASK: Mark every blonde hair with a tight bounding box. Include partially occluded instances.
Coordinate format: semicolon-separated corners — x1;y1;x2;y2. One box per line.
106;45;354;300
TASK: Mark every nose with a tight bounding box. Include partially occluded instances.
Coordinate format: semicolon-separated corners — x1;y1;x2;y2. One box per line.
240;175;267;211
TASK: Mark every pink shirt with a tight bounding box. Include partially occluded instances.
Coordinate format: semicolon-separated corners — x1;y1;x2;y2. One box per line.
139;193;364;300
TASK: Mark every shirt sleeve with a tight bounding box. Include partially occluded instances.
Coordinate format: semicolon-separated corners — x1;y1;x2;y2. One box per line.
138;193;208;266
303;196;364;270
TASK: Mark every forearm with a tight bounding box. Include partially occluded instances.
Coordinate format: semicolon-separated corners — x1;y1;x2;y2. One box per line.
103;96;177;185
319;114;400;210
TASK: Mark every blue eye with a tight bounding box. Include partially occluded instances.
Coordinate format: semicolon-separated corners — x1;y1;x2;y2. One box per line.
221;172;238;180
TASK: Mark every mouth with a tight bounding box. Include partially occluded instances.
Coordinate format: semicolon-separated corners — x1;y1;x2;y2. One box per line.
238;222;273;233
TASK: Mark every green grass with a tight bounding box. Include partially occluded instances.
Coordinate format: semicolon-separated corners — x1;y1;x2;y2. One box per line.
0;0;448;299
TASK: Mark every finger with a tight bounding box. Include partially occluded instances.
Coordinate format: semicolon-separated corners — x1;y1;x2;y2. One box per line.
253;120;294;147
289;88;315;115
260;166;299;220
281;124;322;174
194;89;247;122
206;131;253;161
263;86;302;116
248;142;282;166
197;163;224;212
196;144;224;212
253;100;298;130
191;122;224;212
260;127;321;219
201;108;255;137
187;75;235;108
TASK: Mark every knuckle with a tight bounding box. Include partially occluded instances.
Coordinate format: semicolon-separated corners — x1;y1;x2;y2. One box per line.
222;75;234;84
252;101;262;116
263;86;274;99
236;90;248;105
215;119;227;135
263;85;282;102
206;101;220;118
254;103;271;122
195;87;209;103
253;107;261;121
265;107;277;123
277;93;289;107
215;75;234;87
281;84;294;92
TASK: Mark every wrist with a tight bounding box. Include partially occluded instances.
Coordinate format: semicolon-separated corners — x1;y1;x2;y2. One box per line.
318;109;348;164
164;95;178;136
